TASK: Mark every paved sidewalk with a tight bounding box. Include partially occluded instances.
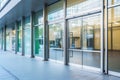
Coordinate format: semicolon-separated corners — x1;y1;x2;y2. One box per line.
0;66;18;80
0;51;120;80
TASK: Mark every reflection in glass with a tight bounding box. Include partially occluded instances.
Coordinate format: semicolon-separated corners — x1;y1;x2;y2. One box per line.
17;21;22;53
108;0;120;6
34;25;44;57
33;11;44;57
24;17;31;55
68;14;101;68
68;18;81;49
67;0;101;17
108;6;120;73
47;0;63;22
6;27;16;51
49;23;63;61
82;15;101;50
11;28;16;51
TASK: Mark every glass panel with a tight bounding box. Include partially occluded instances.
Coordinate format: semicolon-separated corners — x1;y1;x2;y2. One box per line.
67;0;101;17
17;21;22;53
24;17;31;55
18;30;22;52
68;14;101;69
0;30;2;49
82;14;101;69
34;25;44;57
108;6;120;73
108;0;120;6
11;28;16;51
6;27;16;51
6;28;12;51
49;23;64;61
47;0;63;21
34;11;43;25
82;14;101;50
68;18;81;49
34;11;44;57
68;18;82;65
48;1;64;61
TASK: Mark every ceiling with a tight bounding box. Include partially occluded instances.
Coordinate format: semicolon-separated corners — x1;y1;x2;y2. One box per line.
0;0;59;28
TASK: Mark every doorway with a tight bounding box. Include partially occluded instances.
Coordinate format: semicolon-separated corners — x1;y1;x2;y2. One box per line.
67;14;101;71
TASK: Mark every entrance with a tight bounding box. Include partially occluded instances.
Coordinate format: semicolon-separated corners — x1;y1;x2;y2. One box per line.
68;14;101;70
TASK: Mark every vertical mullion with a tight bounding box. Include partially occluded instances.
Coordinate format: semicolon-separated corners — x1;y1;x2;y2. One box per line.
63;0;69;65
15;21;18;54
30;12;35;58
105;0;108;74
22;17;25;56
101;0;105;73
43;2;49;61
4;25;6;51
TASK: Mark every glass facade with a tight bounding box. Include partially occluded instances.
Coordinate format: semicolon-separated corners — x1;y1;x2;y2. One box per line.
24;16;31;55
108;5;120;73
6;26;16;51
0;0;120;77
49;23;64;61
67;0;101;17
47;0;64;61
17;21;22;53
108;0;120;6
68;14;101;68
33;11;44;57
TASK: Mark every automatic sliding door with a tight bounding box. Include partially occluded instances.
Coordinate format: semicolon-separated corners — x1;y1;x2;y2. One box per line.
82;14;101;69
68;14;101;70
108;6;120;75
68;18;82;65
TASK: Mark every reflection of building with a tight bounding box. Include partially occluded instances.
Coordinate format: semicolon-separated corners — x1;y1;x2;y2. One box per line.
0;0;120;77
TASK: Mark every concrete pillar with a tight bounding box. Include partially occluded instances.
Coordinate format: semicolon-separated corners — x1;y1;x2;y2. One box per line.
21;17;25;56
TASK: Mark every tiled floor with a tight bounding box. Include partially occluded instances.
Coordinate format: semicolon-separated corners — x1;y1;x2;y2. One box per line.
0;50;120;80
0;66;18;80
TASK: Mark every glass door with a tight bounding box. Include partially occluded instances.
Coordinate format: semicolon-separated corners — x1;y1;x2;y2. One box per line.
68;17;83;66
108;6;120;76
82;15;101;70
68;14;101;70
